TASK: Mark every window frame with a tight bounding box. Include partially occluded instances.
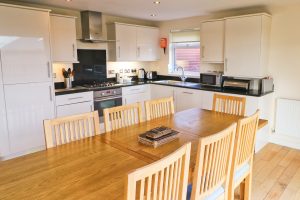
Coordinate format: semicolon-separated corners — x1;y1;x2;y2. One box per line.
168;29;201;77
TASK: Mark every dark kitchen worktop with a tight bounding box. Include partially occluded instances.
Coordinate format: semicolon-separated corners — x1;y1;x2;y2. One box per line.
55;80;273;97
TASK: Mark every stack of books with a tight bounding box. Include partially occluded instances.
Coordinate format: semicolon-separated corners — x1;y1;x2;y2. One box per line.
138;126;179;148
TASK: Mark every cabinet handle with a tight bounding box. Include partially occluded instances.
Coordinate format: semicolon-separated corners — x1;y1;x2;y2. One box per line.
224;58;228;72
137;47;140;57
72;44;75;59
90;105;93;111
49;86;53;101
47;62;51;78
118;46;121;58
182;91;194;95
201;46;205;58
68;97;83;101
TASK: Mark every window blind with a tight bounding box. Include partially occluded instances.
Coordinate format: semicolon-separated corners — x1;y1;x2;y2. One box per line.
170;29;200;43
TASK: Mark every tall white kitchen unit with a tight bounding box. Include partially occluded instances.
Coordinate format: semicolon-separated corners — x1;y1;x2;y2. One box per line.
0;4;55;159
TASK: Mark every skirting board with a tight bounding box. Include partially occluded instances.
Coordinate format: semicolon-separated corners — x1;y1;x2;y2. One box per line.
270;133;300;150
0;146;45;161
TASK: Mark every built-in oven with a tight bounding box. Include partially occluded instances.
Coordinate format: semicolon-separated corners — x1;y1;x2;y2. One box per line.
93;88;122;122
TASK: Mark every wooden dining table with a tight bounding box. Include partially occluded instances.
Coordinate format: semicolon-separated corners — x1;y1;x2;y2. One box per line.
0;108;267;200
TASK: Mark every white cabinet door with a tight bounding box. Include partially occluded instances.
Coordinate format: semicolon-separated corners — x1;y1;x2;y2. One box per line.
224;15;270;78
201;20;224;63
56;101;93;118
0;6;51;84
174;88;202;112
4;82;55;154
0;57;9;157
137;26;159;61
116;24;137;61
122;85;151;120
150;85;174;100
50;15;77;63
201;91;214;110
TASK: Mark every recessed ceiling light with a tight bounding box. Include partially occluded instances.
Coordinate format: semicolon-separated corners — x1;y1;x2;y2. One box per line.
66;0;72;2
150;14;157;17
153;1;160;4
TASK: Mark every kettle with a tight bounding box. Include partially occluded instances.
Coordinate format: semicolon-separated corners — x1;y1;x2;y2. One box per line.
137;68;146;80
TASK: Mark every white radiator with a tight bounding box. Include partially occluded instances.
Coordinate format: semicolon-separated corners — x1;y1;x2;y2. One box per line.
275;98;300;138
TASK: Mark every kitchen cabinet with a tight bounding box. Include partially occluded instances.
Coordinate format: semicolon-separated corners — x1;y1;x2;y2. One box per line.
200;20;224;63
201;90;214;110
0;5;52;84
174;87;202;112
0;58;9;158
122;85;151;120
0;4;55;159
136;26;159;61
55;92;94;117
4;82;55;155
150;84;174;100
50;14;78;63
107;23;159;61
224;14;271;78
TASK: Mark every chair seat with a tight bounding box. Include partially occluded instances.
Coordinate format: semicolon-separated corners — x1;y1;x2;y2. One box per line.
234;163;250;182
186;184;225;200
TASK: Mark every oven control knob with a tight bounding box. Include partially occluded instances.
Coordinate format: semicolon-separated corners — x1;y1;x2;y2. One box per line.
101;92;105;96
113;91;117;94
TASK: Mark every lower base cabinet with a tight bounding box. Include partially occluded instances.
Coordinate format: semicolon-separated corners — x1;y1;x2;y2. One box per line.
55;92;94;117
4;82;55;157
0;84;9;158
174;88;202;112
122;85;151;121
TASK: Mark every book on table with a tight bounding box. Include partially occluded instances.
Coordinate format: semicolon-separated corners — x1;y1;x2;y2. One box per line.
138;126;179;148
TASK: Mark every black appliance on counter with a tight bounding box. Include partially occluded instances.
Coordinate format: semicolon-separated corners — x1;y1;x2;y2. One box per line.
73;49;107;85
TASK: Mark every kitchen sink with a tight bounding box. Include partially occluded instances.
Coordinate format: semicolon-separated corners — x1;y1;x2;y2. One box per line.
153;80;199;87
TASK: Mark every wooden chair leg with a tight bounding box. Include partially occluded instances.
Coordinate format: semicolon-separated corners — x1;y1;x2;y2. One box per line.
244;173;252;200
240;181;245;200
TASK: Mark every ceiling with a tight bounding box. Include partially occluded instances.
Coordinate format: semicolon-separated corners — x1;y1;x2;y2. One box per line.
16;0;300;21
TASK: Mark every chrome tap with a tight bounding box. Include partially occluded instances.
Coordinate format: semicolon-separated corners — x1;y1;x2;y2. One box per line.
176;66;187;82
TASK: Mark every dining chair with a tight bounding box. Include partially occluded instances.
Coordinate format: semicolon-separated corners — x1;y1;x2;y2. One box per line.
43;111;100;149
145;96;175;121
212;94;246;116
188;123;237;200
228;110;260;200
125;142;191;200
103;102;143;132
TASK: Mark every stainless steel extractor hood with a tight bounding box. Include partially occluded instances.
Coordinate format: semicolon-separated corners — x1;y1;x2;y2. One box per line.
81;11;115;43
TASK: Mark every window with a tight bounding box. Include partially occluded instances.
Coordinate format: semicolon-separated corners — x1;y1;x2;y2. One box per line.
169;29;200;76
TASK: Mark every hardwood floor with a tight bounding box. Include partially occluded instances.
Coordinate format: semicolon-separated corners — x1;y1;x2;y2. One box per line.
236;143;300;200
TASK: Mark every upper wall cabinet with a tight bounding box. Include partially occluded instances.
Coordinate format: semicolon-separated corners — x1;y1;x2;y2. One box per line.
136;26;159;61
107;23;159;62
50;14;78;63
200;19;224;63
0;5;52;84
224;14;271;78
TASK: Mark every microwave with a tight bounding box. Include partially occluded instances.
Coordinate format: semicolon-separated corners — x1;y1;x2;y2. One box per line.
200;72;223;87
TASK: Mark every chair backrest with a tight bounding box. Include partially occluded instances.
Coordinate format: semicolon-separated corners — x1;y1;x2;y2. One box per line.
212;94;246;116
125;142;191;200
231;110;260;179
145;96;175;121
43;111;100;149
103;102;142;132
191;123;236;200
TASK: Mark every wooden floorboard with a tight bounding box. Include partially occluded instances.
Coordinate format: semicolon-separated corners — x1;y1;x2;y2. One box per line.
236;143;300;200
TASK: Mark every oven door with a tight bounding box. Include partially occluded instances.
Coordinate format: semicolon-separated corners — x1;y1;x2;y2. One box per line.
94;95;122;122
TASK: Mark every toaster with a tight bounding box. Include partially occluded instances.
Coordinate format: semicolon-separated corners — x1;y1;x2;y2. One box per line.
146;71;158;80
